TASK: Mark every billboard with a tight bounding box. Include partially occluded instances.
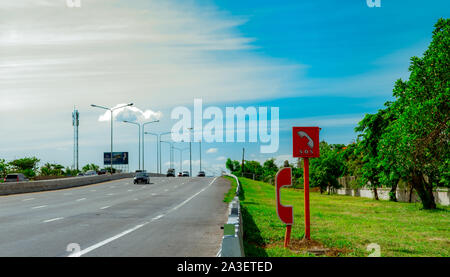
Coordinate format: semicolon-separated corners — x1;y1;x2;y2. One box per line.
104;152;129;165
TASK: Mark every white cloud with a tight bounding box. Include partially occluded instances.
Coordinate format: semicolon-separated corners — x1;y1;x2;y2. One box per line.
206;148;218;154
97;104;162;123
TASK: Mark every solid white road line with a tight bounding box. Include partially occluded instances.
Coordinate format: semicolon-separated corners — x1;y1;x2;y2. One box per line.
68;222;149;257
31;205;47;209
69;177;218;257
22;198;35;201
43;217;64;223
100;206;110;210
76;198;86;202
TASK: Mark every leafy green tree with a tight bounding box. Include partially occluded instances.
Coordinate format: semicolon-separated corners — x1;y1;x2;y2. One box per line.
355;109;391;200
226;158;241;174
0;159;10;179
82;164;100;172
310;142;345;194
9;157;40;178
262;158;278;184
378;18;450;209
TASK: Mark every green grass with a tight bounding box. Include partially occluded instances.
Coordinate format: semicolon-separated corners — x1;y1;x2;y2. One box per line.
223;176;238;203
224;177;450;257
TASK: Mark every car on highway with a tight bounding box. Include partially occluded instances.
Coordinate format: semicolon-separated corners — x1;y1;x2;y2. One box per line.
97;169;107;175
84;170;98;176
3;173;28;183
166;168;175;177
134;172;150;184
182;171;190;177
177;172;183;177
197;171;206;177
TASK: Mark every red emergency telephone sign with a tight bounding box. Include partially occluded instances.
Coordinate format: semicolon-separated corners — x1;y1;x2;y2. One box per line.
275;127;320;248
276;167;294;247
292;127;320;158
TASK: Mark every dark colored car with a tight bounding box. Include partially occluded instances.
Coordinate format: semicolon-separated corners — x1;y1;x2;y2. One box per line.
166;168;175;177
182;171;190;177
97;169;107;175
134;172;150;184
177;172;183;177
197;171;206;177
4;173;28;183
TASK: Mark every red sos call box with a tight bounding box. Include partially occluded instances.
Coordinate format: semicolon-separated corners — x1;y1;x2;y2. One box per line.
292;127;320;158
276;127;320;247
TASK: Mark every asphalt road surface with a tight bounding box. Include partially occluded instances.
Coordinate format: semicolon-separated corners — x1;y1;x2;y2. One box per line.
0;176;230;257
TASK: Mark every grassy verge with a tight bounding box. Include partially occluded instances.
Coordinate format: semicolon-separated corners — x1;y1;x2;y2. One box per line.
223;176;238;203
231;177;450;257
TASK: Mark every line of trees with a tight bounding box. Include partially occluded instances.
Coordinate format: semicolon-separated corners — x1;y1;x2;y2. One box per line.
0;157;103;180
226;19;449;210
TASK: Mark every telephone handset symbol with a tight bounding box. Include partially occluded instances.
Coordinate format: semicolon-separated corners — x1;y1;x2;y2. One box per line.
297;131;314;155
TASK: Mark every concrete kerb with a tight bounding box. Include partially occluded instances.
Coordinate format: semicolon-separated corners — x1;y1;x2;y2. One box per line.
218;173;245;257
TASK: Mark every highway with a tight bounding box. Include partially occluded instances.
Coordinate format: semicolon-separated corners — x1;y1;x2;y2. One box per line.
0;176;230;257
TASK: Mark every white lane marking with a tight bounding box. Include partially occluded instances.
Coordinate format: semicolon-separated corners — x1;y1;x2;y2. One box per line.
152;214;164;221
164;189;168;192
31;205;47;209
22;198;35;201
107;193;114;196
127;190;133;192
76;198;86;202
151;193;157;196
43;217;64;223
167;177;218;214
134;199;139;201
100;206;110;210
68;222;149;257
69;177;218;257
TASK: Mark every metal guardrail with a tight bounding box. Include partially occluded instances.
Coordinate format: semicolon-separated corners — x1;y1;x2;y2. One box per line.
217;173;245;257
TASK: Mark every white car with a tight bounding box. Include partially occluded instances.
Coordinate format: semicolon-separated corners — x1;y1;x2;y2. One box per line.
84;170;98;176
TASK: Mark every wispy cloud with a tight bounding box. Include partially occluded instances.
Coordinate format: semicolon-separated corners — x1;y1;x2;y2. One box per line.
206;148;218;154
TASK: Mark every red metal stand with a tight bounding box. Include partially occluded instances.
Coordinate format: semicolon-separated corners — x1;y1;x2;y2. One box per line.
284;225;292;248
304;158;311;240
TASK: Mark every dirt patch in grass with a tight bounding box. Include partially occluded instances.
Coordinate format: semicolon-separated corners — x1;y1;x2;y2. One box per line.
265;239;349;257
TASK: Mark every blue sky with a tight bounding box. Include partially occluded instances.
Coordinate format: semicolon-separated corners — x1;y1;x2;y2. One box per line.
0;0;449;174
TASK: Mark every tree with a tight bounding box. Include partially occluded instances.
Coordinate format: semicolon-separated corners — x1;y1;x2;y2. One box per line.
226;158;241;174
310;142;345;194
378;18;450;209
355;109;391;200
0;159;10;179
82;164;100;172
9;157;40;178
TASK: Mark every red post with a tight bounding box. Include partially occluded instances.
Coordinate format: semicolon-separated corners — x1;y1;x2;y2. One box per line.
284;225;292;248
303;158;311;240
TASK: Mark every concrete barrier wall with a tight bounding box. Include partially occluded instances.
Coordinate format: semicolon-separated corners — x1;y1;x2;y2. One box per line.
335;187;450;206
0;173;164;196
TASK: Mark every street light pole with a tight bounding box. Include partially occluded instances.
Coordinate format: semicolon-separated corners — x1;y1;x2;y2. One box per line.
144;132;159;174
160;132;172;174
122;121;140;170
174;147;189;173
91;103;133;174
141;120;159;172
